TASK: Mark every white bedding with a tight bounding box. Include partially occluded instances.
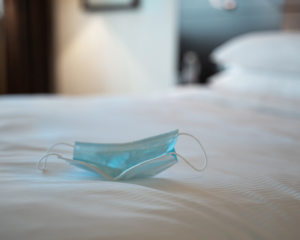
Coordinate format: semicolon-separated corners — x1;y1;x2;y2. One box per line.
1;90;300;240
209;30;300;119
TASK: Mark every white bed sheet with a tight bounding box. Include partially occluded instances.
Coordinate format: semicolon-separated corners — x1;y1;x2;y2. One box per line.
1;91;300;240
167;86;300;120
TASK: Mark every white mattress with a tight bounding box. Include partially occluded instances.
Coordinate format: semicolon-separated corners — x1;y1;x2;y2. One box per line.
1;90;300;240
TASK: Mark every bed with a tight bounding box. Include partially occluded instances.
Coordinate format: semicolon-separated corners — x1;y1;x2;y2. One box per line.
1;31;300;240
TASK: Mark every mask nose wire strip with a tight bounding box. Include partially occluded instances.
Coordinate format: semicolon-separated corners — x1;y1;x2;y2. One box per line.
37;143;75;170
169;133;208;172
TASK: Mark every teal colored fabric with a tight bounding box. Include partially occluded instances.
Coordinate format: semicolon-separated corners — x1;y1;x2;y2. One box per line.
71;130;178;180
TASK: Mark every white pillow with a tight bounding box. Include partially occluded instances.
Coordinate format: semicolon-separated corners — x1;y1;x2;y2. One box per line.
211;31;300;73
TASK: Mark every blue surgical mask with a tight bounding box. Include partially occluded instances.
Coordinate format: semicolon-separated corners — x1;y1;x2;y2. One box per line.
37;130;207;181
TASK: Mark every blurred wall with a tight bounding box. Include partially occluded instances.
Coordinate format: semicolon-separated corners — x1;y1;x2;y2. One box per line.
53;0;178;95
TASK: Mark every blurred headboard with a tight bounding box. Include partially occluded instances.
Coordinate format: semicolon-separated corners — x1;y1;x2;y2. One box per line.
283;0;300;30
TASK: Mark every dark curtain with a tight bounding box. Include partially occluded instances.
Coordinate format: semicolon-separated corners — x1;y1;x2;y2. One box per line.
4;0;52;94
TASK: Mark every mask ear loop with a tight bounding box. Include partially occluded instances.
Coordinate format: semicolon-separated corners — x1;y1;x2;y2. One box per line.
37;143;74;170
169;133;208;172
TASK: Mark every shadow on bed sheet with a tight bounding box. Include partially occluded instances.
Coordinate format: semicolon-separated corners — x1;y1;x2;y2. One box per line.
40;166;191;193
124;177;197;194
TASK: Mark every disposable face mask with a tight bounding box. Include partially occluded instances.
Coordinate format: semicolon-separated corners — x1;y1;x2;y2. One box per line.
37;130;207;181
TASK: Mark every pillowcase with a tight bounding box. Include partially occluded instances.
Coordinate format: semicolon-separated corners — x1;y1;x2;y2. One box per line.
211;31;300;73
